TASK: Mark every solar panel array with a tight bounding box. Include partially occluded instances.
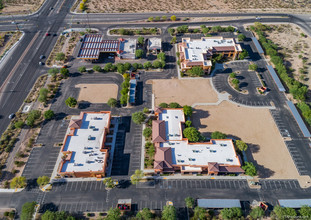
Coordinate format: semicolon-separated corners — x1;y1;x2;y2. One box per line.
77;34;120;59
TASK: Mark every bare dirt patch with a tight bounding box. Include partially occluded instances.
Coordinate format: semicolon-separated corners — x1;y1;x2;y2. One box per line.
0;31;22;59
83;0;311;13
261;24;311;88
152;79;218;106
192;101;305;180
75;84;118;103
1;0;45;14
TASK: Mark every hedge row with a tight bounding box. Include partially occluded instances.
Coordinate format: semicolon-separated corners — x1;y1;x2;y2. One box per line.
253;25;307;101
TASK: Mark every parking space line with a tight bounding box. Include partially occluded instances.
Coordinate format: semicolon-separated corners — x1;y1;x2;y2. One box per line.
64;183;69;191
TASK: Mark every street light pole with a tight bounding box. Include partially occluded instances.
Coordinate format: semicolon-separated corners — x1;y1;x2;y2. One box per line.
11;15;20;32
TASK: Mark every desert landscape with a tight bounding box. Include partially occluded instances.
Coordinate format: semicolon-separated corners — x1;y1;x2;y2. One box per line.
83;0;311;13
152;78;218;106
75;84;118;103
262;24;311;88
192;101;304;180
1;0;44;14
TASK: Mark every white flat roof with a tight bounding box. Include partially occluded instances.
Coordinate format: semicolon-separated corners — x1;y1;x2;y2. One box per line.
61;112;110;173
159;109;184;141
183;37;238;62
161;140;239;166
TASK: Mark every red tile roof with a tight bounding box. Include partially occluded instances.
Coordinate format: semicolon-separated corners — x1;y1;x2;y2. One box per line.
208;162;220;172
154;107;163;113
219;166;244;173
152;120;166;142
69;119;82;129
154;147;174;171
213;46;235;52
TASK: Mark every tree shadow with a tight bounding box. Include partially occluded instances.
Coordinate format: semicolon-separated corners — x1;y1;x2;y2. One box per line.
39;202;59;213
78;101;91;109
192;109;210;130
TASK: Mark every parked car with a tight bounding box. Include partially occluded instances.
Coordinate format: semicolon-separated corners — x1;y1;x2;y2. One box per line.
39;55;45;59
8;113;15;119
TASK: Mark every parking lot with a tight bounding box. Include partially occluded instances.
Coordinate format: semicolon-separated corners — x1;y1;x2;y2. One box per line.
259;179;303;191
285;141;310;176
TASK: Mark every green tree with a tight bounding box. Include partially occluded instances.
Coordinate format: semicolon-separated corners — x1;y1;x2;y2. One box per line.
132;111;146;124
183;127;201;142
184;197;194;208
10;176;27;189
193;206;207;220
78;66;86;73
143;107;149;113
202;27;210;35
168;28;175;36
249;64;258;71
152;60;162;69
299;205;311;218
221;207;243;220
160;60;166;68
106;208;121;220
20;201;36;220
155;16;161;21
138;36;144;45
15;120;24;129
136;207;153;220
120;94;128;105
211;131;227;139
124;62;132;71
237;34;246;41
38;88;48;103
26;110;41;127
144;61;152;69
93;65;102;72
235;140;248;151
65;97;77;108
162;15;167;21
229;72;237;78
37;176;50;186
103;177;115;189
169;102;181;108
107;98;117;108
55;52;65;61
242;162;257;176
188;66;204;77
157;52;166;61
48;68;59;76
177;25;188;33
60;68;69;77
130;169;144;184
143;127;152;138
250;207;265;219
132;63;139;71
159;103;168;108
170;15;177;21
136;49;144;59
104;63;113;72
0;0;4;10
183;105;193;117
170;36;177;44
148;16;154;22
162;205;176;220
185;120;192;127
44;110;55;120
239;49;249;60
272;206;296;220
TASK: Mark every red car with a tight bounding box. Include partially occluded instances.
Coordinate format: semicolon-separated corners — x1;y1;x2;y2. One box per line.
45;33;50;36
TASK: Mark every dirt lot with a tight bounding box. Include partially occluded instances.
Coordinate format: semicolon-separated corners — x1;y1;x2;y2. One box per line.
1;0;45;14
152;79;218;106
0;31;22;59
192;101;304;180
261;24;311;88
75;84;118;103
83;0;311;13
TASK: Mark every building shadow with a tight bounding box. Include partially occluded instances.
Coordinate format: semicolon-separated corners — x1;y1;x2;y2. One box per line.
191;109;210;129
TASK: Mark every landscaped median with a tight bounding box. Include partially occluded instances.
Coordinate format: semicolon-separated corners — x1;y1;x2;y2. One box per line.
0;31;23;62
